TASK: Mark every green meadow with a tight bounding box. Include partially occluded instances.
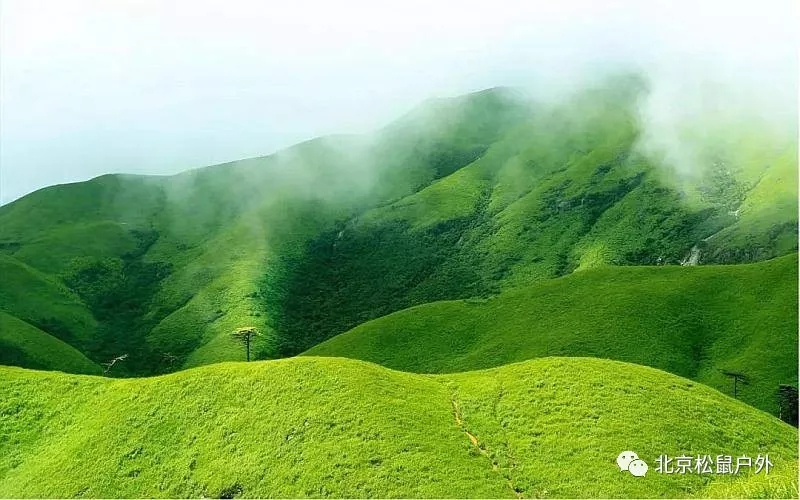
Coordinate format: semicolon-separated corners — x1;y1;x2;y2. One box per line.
0;357;796;498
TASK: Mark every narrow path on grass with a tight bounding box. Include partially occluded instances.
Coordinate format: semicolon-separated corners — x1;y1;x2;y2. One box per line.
447;385;523;499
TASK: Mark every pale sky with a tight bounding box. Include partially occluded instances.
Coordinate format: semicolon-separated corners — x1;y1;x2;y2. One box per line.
0;0;796;204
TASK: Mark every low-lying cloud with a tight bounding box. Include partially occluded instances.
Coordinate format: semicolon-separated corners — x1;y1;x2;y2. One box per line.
0;0;795;203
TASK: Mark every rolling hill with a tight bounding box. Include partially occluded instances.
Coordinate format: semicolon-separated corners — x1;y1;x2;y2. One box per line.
306;254;798;416
0;255;101;374
0;312;101;375
0;254;97;345
0;357;796;498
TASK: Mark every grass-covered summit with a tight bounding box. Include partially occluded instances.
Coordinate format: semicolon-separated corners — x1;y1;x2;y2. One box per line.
1;357;796;498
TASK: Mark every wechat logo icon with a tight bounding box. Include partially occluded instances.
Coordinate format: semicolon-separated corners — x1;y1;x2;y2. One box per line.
617;451;648;477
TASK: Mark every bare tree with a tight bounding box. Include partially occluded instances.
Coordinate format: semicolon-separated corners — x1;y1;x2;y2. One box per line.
721;370;749;399
231;327;260;362
161;352;179;367
102;353;128;374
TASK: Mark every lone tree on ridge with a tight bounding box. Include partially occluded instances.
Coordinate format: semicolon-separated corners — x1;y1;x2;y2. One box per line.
232;327;260;362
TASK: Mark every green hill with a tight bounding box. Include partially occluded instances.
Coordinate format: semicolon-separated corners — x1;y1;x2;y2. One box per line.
0;312;101;375
0;254;97;346
0;78;795;373
264;79;797;356
0;357;796;498
307;255;798;415
0;89;530;374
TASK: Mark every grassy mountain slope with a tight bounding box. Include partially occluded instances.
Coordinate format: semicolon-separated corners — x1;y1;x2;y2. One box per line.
1;357;796;498
0;312;101;375
0;89;529;374
306;254;798;415
266;79;797;356
0;79;795;373
0;254;97;345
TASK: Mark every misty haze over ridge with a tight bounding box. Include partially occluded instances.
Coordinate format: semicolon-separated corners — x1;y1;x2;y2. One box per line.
0;0;796;205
